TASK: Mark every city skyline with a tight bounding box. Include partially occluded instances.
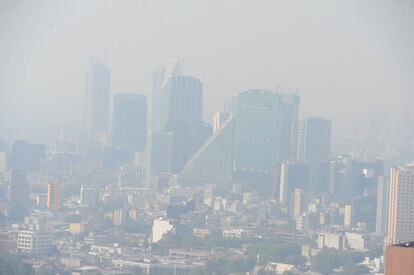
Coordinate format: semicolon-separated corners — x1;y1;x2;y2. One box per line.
0;1;413;274
1;0;413;155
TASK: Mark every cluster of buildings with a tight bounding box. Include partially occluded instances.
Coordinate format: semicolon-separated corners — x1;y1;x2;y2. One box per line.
0;58;413;274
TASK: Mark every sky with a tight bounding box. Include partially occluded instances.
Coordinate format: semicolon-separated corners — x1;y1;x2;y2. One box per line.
0;0;413;150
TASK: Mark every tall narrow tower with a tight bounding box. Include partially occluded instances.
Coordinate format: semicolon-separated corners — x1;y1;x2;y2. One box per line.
46;182;61;212
85;59;111;139
151;58;182;133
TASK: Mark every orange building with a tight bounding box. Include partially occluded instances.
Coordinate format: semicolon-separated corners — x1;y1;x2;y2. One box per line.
385;241;414;275
46;182;61;212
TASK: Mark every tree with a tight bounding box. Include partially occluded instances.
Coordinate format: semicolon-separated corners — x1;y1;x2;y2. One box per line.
338;262;370;275
311;249;367;275
311;249;343;274
189;267;207;275
247;241;303;265
0;253;34;275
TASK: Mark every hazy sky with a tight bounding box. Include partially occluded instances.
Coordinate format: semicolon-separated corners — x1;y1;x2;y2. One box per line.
0;0;413;146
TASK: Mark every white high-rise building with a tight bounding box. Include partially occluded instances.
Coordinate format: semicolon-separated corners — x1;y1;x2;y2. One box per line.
387;163;414;245
17;224;52;256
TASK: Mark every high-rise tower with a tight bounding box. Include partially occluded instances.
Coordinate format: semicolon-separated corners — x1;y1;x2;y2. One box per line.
111;93;147;152
9;168;29;204
179;115;235;185
46;181;61;212
387;163;414;245
277;94;300;162
296;117;331;164
85;59;111;139
152;58;182;133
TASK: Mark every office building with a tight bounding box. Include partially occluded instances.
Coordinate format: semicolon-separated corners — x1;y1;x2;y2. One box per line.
387;163;414;245
296;117;331;164
277;93;300;162
167;120;212;173
231;89;282;194
147;132;173;176
46;181;61;212
279;162;310;206
85;59;111;138
166;75;203;124
151;59;203;133
9;140;45;171
234;89;280;174
17;224;52;256
111;93;147;152
179;116;235;184
9;168;29;204
80;186;99;207
152;58;182;133
152;60;207;173
350;195;377;232
318;233;344;250
328;158;346;196
329;156;384;202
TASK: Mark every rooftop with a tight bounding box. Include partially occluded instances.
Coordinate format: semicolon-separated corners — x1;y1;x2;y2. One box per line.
393;241;414;248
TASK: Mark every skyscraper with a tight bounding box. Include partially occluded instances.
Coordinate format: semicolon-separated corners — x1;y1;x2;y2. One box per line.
277;93;300;162
147;132;174;176
9;140;45;171
151;60;206;173
296;117;331;164
279;162;310;205
85;59;111;138
152;58;182;133
46;181;61;212
234;89;280;174
179;115;235;185
230;89;301;194
350;195;377;232
111;93;147;152
166;75;203;124
9;168;29;204
387;163;414;245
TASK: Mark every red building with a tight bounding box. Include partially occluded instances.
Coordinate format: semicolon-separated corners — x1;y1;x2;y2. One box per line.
46;182;61;212
385;241;414;275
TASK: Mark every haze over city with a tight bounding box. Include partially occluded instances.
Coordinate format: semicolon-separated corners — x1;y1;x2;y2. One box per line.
0;1;414;275
1;0;414;153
